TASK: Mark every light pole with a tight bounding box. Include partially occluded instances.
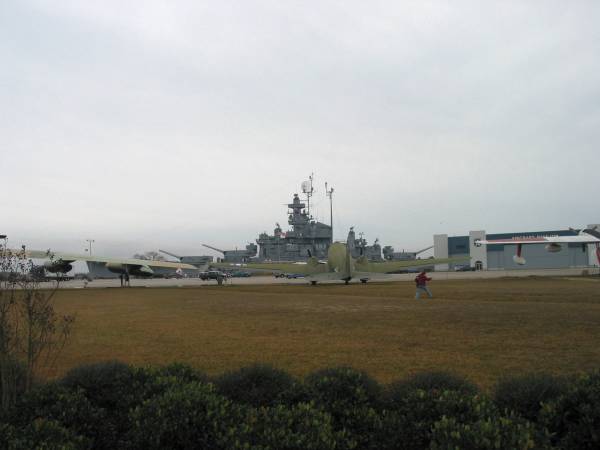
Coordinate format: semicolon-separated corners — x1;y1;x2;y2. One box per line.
325;182;334;241
85;239;95;256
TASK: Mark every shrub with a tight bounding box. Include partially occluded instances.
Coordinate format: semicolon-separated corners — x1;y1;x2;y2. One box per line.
304;366;382;413
240;402;341;450
214;363;303;407
9;383;103;445
304;367;383;450
0;422;17;447
0;357;27;412
493;372;569;422
430;413;539;450
384;389;498;450
385;370;478;407
152;362;207;384
60;360;157;448
5;418;89;450
61;360;140;408
540;370;600;449
128;381;243;450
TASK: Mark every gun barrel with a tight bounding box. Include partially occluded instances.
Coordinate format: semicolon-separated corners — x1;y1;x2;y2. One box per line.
202;244;225;254
415;245;434;255
159;249;182;260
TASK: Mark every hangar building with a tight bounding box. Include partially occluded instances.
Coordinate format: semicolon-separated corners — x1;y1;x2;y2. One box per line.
434;224;600;270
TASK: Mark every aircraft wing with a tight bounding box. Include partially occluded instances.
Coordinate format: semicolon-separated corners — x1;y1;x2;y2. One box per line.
476;235;600;245
356;256;470;274
307;271;351;281
212;259;329;275
24;250;198;270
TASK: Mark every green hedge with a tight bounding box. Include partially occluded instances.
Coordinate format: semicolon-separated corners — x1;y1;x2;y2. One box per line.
385;370;479;407
214;363;303;407
2;364;599;449
239;403;341;450
128;381;241;450
540;370;600;449
493;373;569;422
430;413;539;450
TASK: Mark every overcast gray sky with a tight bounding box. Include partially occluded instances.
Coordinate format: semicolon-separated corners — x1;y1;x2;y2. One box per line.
1;0;599;258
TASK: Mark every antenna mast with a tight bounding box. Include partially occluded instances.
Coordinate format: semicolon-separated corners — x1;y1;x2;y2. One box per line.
325;181;334;241
301;173;315;218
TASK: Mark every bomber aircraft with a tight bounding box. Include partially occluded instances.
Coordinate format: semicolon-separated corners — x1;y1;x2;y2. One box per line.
21;249;198;280
214;234;467;285
474;226;600;265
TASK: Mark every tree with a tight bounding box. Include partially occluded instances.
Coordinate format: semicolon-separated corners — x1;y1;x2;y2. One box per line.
0;243;74;410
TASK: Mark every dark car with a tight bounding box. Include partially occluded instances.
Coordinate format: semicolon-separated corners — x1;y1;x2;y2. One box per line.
199;270;227;281
286;273;305;279
231;271;251;277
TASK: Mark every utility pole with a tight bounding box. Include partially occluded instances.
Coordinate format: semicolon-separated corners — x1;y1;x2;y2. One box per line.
325;182;334;241
85;239;95;256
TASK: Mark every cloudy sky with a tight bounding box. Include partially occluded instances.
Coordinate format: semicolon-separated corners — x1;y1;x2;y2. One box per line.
1;0;599;258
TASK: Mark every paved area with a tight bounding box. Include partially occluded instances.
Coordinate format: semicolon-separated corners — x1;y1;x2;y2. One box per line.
41;267;600;289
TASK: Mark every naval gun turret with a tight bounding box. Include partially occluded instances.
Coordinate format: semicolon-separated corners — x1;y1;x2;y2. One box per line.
346;228;383;261
202;243;257;263
383;245;434;261
158;249;213;268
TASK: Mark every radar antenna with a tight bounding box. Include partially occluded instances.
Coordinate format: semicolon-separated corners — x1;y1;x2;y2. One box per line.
301;173;315;218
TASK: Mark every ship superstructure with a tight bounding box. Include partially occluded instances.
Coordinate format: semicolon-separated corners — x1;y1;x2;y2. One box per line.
256;190;384;262
346;227;383;261
257;193;332;261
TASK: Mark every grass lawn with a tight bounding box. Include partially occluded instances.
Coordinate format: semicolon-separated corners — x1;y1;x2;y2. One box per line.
48;276;600;389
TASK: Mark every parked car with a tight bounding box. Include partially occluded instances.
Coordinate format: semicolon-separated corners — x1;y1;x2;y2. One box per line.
231;271;251;277
199;270;227;281
286;273;305;279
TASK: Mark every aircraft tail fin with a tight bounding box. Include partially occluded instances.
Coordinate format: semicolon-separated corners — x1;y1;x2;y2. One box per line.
307;256;320;267
344;242;352;278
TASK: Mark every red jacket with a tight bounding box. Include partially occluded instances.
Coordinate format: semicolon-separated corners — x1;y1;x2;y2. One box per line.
415;273;431;287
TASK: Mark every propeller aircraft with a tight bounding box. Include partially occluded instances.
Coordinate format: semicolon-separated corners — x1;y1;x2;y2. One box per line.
214;232;468;285
20;249;198;280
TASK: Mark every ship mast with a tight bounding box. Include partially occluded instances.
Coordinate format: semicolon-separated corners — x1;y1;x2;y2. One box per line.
325;181;334;241
301;173;315;219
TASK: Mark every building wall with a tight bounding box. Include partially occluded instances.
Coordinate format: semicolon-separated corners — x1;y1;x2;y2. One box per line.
435;226;598;271
588;224;600;267
487;244;588;270
433;234;449;271
469;230;487;270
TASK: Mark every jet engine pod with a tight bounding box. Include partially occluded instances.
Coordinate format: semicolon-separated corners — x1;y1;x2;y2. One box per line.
513;255;526;265
43;260;73;273
105;262;126;274
132;265;154;277
545;243;562;253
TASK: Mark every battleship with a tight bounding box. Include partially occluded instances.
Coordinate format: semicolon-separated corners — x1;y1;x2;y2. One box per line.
257;193;332;261
256;191;383;262
203;179;386;263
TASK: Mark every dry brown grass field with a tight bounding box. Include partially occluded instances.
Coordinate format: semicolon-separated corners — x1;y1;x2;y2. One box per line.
47;277;600;389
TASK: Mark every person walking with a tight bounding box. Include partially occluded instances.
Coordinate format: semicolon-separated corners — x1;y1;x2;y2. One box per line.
415;270;433;299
